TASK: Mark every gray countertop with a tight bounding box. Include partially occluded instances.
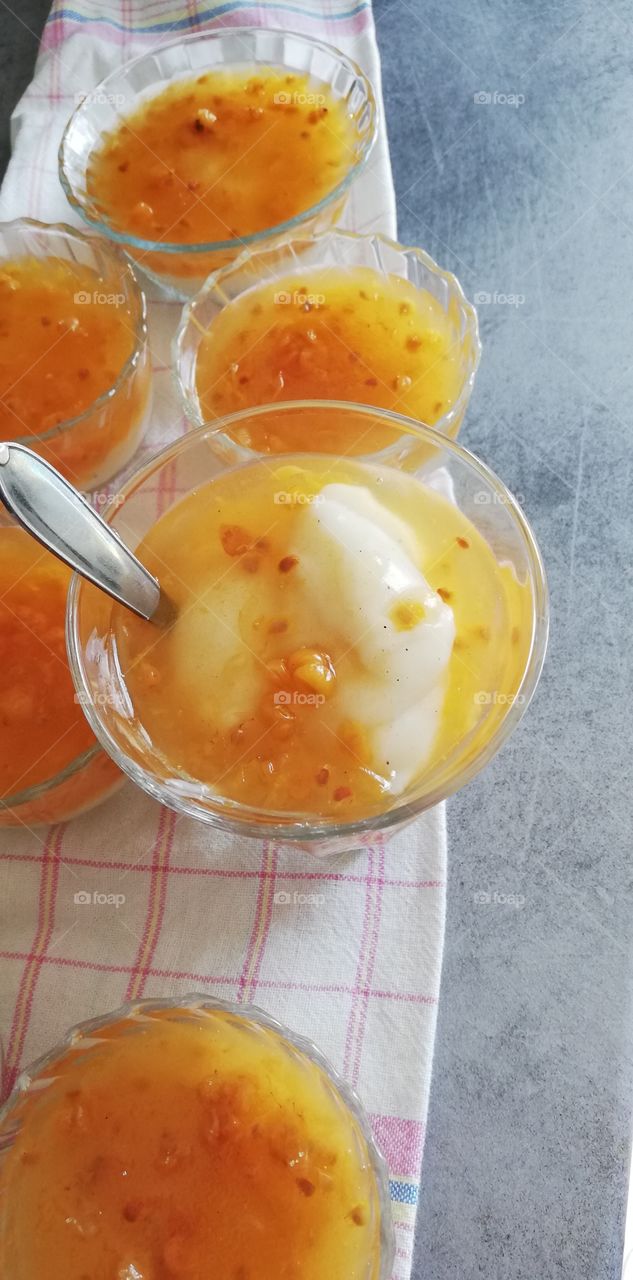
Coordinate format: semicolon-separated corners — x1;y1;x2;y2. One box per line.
373;1;633;1276
2;2;632;1277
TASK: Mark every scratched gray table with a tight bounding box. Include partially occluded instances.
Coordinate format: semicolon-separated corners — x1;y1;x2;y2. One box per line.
2;3;633;1278
373;2;633;1277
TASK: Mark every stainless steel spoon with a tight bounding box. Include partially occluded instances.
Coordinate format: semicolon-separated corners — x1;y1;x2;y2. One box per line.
0;442;174;625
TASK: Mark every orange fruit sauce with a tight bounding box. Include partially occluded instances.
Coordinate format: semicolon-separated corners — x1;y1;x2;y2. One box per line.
0;1008;383;1280
194;266;470;452
0;255;146;487
0;527;94;801
112;456;531;819
87;69;357;280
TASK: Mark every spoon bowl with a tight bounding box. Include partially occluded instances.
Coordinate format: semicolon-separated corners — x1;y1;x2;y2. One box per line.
0;442;173;624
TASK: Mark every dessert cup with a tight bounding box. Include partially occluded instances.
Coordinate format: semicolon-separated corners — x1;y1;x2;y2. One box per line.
0;218;150;490
0;994;395;1280
67;402;548;857
175;228;480;445
59;30;378;298
0;742;122;831
0;513;122;829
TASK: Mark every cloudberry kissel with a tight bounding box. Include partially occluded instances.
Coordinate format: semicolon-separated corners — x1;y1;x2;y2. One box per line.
112;454;531;817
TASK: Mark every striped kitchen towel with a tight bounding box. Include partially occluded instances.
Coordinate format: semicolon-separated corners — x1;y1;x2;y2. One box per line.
0;4;445;1277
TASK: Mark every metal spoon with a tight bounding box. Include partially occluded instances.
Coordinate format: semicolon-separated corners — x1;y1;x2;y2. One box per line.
0;442;175;625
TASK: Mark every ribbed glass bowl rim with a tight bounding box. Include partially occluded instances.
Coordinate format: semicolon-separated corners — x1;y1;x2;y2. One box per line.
66;400;549;842
0;740;103;816
0;992;396;1278
58;28;379;256
174;227;482;434
0;217;148;447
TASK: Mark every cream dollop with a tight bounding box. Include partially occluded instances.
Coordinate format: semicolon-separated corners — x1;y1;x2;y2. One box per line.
168;483;454;793
291;485;455;792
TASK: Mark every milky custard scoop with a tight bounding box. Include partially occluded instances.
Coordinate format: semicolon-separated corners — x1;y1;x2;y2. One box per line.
114;455;530;818
168;484;454;795
289;485;455;790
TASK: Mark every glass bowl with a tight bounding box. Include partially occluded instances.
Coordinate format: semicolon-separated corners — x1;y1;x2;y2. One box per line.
0;994;395;1280
0;741;123;830
66;402;548;857
59;29;378;299
175;228;481;447
0;512;123;829
0;219;151;490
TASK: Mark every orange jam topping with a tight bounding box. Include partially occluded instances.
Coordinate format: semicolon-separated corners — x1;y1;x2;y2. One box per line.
0;256;136;442
86;70;356;254
0;1009;382;1280
193;266;470;451
0;528;94;800
113;456;531;818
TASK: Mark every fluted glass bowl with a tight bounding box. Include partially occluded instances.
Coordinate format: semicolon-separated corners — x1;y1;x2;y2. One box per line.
0;994;395;1279
66;402;548;857
0;510;123;830
0;219;150;489
175;228;480;447
0;740;122;831
59;29;378;298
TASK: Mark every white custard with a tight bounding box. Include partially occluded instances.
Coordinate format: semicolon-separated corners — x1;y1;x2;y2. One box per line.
169;484;454;794
291;485;455;792
169;571;268;732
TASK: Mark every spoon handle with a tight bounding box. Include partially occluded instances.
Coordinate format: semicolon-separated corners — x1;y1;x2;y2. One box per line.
0;442;161;621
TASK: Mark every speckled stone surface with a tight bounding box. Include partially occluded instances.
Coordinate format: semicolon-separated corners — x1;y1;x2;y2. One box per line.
373;1;633;1277
1;2;632;1277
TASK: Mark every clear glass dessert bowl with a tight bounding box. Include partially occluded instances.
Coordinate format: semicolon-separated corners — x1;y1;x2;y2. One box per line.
0;994;395;1280
66;402;548;857
0;740;122;830
175;228;480;445
59;29;378;299
0;510;123;829
0;218;150;490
